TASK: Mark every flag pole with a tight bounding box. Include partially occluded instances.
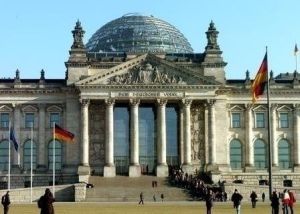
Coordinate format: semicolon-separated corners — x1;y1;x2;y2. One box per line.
52;122;55;197
30;123;33;203
266;46;273;199
8;122;11;191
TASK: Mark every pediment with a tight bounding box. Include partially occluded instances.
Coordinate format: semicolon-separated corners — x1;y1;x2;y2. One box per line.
22;105;38;112
0;105;13;112
75;54;220;86
252;105;267;111
277;105;292;112
47;105;63;112
229;105;244;112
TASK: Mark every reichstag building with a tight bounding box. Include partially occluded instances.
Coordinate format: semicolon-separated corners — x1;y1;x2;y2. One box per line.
0;14;299;188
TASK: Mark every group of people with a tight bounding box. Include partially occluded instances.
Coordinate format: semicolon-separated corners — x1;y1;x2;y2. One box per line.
1;188;55;214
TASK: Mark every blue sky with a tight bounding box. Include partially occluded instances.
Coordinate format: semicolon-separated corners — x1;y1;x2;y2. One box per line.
1;0;299;80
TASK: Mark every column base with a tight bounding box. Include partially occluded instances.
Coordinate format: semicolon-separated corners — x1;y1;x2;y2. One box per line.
244;165;256;172
156;164;168;177
103;165;116;177
206;164;219;173
77;165;90;183
181;164;194;174
294;165;300;172
272;165;280;172
129;165;141;177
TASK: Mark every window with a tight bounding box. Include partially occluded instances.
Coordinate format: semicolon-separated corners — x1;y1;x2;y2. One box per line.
25;113;34;128
231;113;241;128
230;139;242;169
0;113;9;128
256;113;265;128
48;140;62;171
278;139;291;169
254;139;267;169
50;113;60;128
279;113;289;128
0;141;8;170
23;140;37;170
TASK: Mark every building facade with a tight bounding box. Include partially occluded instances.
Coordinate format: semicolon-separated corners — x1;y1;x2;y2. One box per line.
0;14;300;188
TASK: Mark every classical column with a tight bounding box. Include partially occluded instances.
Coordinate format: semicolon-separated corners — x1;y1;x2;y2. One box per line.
271;104;278;169
12;104;21;172
181;99;193;174
104;98;116;177
37;104;46;172
156;99;168;177
77;99;90;178
294;104;300;171
129;99;141;177
208;100;216;165
245;104;255;172
179;107;184;165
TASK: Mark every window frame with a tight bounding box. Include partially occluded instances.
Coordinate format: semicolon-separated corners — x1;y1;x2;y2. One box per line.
0;113;9;128
255;112;265;128
25;112;35;128
23;140;37;171
231;112;241;128
279;112;289;128
49;112;60;128
230;139;243;170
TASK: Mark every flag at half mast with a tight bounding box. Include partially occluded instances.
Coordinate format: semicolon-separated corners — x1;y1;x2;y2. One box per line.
54;124;75;143
251;52;268;103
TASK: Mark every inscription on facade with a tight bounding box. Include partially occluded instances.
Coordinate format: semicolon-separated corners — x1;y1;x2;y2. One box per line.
114;92;183;98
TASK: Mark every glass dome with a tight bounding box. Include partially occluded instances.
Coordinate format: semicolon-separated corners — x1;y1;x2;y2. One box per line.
86;14;193;53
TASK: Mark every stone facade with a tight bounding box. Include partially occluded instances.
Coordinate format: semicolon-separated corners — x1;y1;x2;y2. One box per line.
1;16;300;190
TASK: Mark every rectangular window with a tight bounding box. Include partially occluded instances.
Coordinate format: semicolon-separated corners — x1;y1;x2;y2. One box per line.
256;113;265;128
25;113;34;128
231;113;241;128
50;113;60;128
0;113;9;128
279;113;289;128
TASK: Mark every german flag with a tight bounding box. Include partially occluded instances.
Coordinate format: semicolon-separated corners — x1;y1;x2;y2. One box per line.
55;124;75;143
251;53;268;103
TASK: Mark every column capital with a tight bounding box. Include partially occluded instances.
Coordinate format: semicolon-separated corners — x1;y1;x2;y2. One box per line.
271;103;278;111
80;99;90;106
293;104;300;111
12;103;21;109
105;98;115;106
181;99;192;107
245;103;252;111
157;98;167;106
129;98;140;106
206;99;216;107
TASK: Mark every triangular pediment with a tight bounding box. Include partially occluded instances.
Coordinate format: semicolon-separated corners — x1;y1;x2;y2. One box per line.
22;105;38;112
277;105;292;112
47;105;63;112
0;105;13;112
75;54;220;86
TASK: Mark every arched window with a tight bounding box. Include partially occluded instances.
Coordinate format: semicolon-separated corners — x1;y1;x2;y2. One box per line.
230;139;242;169
23;140;37;170
48;140;62;171
254;139;267;169
0;141;8;170
278;139;291;169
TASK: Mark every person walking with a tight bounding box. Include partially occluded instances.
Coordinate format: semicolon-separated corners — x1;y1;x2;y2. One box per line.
205;189;214;214
282;189;290;214
231;189;243;214
288;190;296;214
138;192;144;205
160;193;164;202
38;188;55;214
1;191;10;214
271;191;280;214
250;191;258;208
262;192;265;202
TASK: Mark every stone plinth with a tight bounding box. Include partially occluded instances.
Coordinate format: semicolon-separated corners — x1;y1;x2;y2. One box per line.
103;165;116;177
156;164;168;177
129;165;141;177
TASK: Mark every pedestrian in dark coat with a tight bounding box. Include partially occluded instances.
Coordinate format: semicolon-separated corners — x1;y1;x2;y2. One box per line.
271;191;280;214
250;191;258;208
138;192;144;205
231;189;243;214
205;189;214;214
1;191;10;214
38;188;55;214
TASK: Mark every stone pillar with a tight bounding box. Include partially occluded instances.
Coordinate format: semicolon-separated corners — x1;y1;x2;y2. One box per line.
179;107;184;165
104;98;116;177
37;104;47;172
129;99;141;177
77;99;90;178
294;104;300;171
271;104;279;169
12;104;21;172
206;100;218;172
181;99;193;174
156;99;168;177
245;104;255;172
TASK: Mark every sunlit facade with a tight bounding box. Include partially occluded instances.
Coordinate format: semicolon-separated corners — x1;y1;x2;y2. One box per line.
0;14;300;188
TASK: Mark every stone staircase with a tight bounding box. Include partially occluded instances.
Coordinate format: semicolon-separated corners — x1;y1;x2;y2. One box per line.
85;176;191;202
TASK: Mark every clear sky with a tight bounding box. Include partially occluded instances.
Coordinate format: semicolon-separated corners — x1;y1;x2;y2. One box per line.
1;0;299;80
